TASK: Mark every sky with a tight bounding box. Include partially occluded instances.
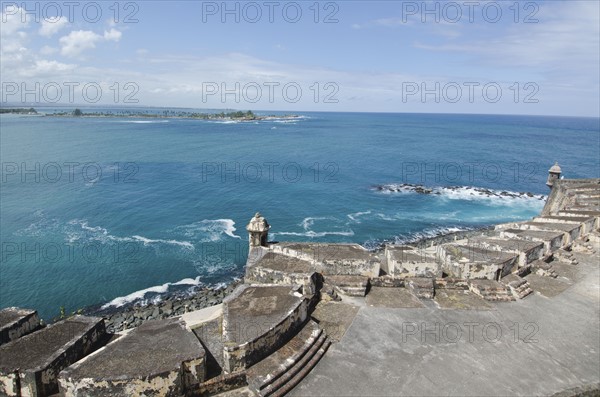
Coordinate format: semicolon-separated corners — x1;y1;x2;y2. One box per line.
1;0;599;116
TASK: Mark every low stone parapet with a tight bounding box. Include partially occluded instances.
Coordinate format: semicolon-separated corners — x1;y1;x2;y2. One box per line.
0;315;106;397
244;251;319;296
222;285;308;373
0;307;40;346
384;245;439;277
465;237;545;268
436;244;519;280
58;317;205;397
271;243;381;278
533;215;597;235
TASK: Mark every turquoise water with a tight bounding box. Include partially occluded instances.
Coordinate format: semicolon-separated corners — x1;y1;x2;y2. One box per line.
1;110;599;319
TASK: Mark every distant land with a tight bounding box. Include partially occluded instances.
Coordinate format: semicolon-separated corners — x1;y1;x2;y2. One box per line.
0;108;38;115
0;107;299;121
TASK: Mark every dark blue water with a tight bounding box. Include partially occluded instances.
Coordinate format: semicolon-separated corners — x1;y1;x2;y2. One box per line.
1;111;599;319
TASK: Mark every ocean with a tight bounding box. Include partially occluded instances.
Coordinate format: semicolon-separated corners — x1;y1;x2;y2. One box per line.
1;109;599;319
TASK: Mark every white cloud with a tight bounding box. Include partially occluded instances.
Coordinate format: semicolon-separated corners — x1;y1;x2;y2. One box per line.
40;45;57;55
103;28;122;41
59;28;122;57
39;16;68;37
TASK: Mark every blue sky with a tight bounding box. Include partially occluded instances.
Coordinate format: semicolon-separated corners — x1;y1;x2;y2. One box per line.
1;1;599;116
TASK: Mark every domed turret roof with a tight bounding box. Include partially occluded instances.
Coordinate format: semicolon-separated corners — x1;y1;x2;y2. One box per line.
549;162;562;174
247;212;270;232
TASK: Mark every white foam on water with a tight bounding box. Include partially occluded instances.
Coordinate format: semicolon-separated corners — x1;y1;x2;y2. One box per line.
347;211;372;222
273;230;355;238
272;216;354;238
64;220;194;249
171;276;202;286
131;235;195;249
118;120;169;124
174;219;242;242
209;120;239;124
101;275;203;309
101;282;170;309
373;184;546;206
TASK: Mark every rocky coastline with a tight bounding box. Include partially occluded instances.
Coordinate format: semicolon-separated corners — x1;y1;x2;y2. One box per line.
373;183;547;200
85;280;242;333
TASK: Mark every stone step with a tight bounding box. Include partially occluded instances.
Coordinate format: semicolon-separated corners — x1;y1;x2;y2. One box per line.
533;216;596;235
266;339;331;397
501;274;534;299
501;222;581;245
557;210;600;229
0;315;106;397
246;320;327;397
530;260;559;278
468;280;515;302
260;335;329;397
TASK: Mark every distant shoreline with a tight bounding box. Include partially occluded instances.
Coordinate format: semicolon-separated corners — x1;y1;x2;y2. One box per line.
1;107;301;122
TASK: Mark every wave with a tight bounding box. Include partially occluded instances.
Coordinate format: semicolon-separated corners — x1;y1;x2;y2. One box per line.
300;216;335;230
272;216;355;239
173;219;241;242
274;230;355;238
101;276;202;309
372;183;546;202
67;220;194;249
16;216;194;250
118;120;170;124
347;211;372;222
209;120;240;124
131;235;194;249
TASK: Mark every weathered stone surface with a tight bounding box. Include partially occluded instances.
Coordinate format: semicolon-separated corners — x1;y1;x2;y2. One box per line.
245;251;319;296
406;277;435;299
497;228;565;254
434;289;493;310
325;275;370;297
310;301;359;343
272;243;381;277
384;245;439;277
0;315;105;397
0;307;40;346
58;317;205;397
246;320;323;395
222;285;308;373
468;279;514;301
534;216;597;235
499;221;582;245
365;287;425;308
466;237;545;268
437;244;519;280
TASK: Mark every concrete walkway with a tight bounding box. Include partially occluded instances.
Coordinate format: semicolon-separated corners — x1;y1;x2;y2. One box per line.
291;244;600;397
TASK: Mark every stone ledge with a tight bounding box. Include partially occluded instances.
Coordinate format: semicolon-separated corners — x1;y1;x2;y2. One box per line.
58;317;205;397
0;315;105;397
0;307;40;346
